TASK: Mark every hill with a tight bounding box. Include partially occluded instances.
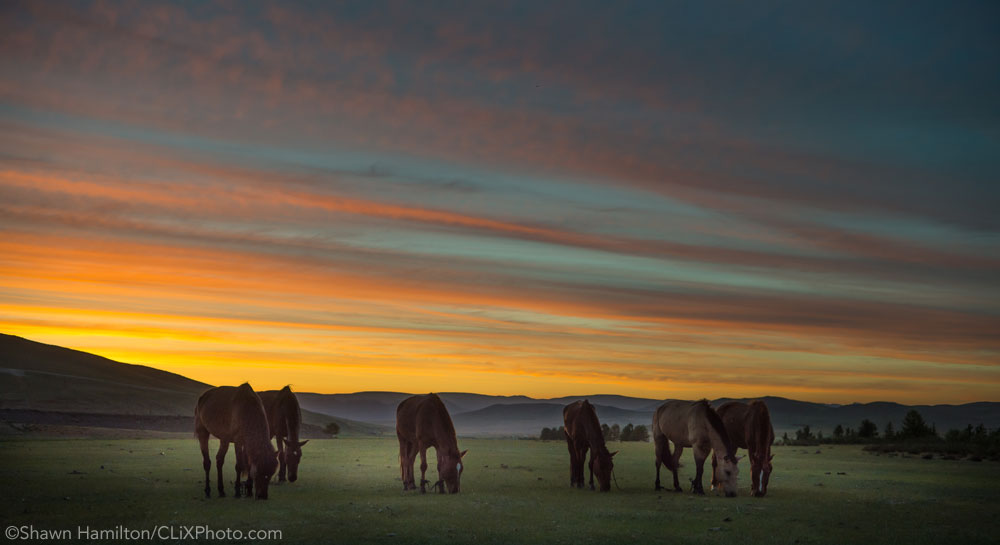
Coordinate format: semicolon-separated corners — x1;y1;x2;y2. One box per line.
0;334;385;436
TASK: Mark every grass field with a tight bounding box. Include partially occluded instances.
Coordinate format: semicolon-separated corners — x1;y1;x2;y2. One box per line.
2;437;998;544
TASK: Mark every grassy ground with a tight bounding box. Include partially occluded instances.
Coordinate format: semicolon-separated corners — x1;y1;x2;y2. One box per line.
2;437;998;544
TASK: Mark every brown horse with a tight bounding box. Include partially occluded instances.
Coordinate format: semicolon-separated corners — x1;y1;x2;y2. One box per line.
563;400;617;491
195;383;278;499
653;399;742;497
258;386;309;483
396;393;468;494
713;400;774;497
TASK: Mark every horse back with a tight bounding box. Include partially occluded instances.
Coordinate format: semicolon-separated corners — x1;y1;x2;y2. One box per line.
397;394;457;451
653;400;696;446
563;400;600;446
195;386;241;441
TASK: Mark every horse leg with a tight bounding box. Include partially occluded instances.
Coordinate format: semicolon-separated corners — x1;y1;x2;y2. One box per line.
239;444;253;498
749;451;761;497
574;445;585;488
654;434;670;491
588;449;596;490
398;438;414;490
418;447;429;494
215;440;230;498
565;436;578;488
197;429;211;498
691;443;709;495
710;454;719;491
670;444;684;492
276;436;287;483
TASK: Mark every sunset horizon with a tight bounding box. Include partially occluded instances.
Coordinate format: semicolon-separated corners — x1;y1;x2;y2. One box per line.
2;2;998;407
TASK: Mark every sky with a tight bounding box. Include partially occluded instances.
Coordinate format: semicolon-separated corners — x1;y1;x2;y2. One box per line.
1;1;998;404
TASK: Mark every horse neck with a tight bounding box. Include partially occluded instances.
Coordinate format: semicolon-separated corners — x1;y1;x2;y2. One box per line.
583;417;608;456
240;404;276;461
703;408;736;459
282;400;300;442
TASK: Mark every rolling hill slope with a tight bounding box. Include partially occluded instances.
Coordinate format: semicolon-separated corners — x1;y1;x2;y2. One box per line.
0;334;385;436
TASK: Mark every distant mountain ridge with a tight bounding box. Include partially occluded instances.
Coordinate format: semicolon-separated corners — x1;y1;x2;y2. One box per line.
2;333;998;438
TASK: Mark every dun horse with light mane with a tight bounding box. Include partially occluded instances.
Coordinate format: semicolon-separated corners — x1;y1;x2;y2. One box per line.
563;400;617;491
713;400;774;497
653;399;742;497
396;393;468;494
195;383;278;499
258;386;309;483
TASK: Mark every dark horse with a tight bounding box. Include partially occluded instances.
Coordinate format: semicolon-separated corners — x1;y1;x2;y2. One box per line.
396;393;468;494
563;400;617;491
713;400;774;497
195;383;278;499
653;399;742;497
258;386;309;483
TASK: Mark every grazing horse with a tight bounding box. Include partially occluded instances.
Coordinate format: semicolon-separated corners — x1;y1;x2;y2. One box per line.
653;399;742;497
396;393;468;494
563;400;617;492
195;383;278;499
258;386;309;483
713;400;775;497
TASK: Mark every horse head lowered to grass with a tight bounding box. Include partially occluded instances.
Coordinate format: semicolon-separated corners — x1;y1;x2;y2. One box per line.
396;393;467;494
653;399;742;497
195;383;278;499
714;399;774;497
563;400;617;492
258;386;309;483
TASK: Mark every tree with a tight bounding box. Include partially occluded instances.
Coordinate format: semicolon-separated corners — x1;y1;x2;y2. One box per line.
601;423;611;441
540;427;567;440
884;422;895;440
795;425;815;442
609;423;621;442
833;424;844;439
858;419;878;439
901;410;933;439
630;424;650;442
620;423;635;442
324;422;340;436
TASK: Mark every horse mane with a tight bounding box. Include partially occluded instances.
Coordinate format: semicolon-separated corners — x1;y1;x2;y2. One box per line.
699;399;736;458
279;386;302;442
426;393;460;456
578;400;611;457
235;383;277;462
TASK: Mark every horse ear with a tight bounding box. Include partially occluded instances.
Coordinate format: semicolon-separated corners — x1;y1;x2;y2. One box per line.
609;451;618;458
297;440;309;448
460;449;468;458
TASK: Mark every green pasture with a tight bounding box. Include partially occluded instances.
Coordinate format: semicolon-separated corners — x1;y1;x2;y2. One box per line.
1;437;998;544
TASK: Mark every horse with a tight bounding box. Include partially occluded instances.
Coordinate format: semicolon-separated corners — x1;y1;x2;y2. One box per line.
713;400;774;497
258;386;309;483
195;383;278;499
563;400;617;491
396;393;468;494
653;399;742;497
